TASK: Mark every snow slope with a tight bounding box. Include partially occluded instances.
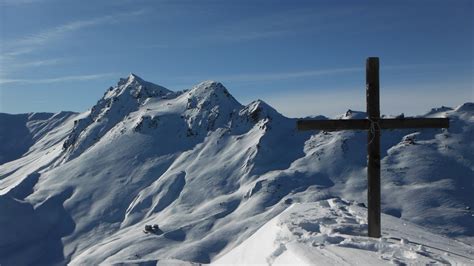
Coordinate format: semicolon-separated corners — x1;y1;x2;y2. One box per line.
0;112;77;165
0;74;472;265
213;198;474;265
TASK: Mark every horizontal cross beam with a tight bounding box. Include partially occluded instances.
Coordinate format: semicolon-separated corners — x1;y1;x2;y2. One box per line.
297;118;449;131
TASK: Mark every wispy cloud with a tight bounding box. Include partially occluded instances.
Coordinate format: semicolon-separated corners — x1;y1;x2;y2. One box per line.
167;63;455;84
0;73;117;85
206;7;366;42
9;58;65;69
4;9;147;57
0;58;65;82
166;63;455;85
1;9;147;83
0;0;44;6
213;67;363;83
161;67;362;86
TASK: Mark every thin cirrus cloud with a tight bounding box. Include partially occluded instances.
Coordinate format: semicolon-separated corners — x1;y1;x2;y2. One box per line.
0;0;42;5
167;63;455;85
0;73;118;85
3;9;148;57
0;9;148;85
212;67;363;83
10;58;65;69
165;67;363;86
208;7;366;42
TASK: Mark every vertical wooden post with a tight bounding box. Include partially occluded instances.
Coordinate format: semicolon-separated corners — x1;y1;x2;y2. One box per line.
366;57;381;238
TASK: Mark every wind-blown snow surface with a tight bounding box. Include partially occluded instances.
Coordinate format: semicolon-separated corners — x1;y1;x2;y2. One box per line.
0;74;472;265
213;199;474;265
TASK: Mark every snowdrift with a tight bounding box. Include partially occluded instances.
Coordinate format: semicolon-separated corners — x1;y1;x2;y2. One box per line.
214;199;474;265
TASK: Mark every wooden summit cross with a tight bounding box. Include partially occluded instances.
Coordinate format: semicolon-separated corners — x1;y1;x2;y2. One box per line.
297;57;449;238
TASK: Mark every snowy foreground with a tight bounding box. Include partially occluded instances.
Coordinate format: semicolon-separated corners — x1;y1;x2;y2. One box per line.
214;199;474;265
0;74;473;265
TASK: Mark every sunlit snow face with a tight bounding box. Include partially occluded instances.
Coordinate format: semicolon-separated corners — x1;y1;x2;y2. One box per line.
0;72;472;265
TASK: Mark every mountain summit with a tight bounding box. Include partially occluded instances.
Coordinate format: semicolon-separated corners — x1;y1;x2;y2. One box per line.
61;75;173;161
0;75;472;265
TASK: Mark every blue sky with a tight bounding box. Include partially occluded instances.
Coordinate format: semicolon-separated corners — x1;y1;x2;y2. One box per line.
0;0;472;117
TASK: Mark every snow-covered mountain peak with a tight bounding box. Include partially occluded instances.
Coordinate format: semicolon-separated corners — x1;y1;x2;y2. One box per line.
61;75;175;161
127;72;141;81
246;99;274;113
192;80;225;91
108;74;171;101
177;81;242;135
455;102;474;113
184;81;240;115
337;109;367;119
62;77;250;159
189;80;225;95
424;106;454;116
185;80;240;107
239;99;282;123
117;73;146;86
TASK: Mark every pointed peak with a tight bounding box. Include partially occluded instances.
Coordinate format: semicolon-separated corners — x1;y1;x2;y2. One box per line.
118;73;144;86
336;109;366;119
192;80;227;93
187;80;239;104
127;73;150;84
252;99;272;108
240;99;283;122
454;102;473;113
245;99;275;114
424;106;453;116
199;80;221;86
108;74;172;99
128;73;141;81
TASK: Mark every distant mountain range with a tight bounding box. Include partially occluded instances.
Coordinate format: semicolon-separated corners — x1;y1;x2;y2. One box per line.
1;74;472;265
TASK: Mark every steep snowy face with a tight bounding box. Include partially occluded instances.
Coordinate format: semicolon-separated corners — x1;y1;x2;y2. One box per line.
61;74;172;161
238;100;281;123
105;73;172;101
182;81;242;135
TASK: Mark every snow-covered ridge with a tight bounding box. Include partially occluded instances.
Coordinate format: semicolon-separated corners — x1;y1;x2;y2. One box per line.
61;74;174;161
214;199;474;265
110;73;172;99
0;74;472;265
60;76;285;162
